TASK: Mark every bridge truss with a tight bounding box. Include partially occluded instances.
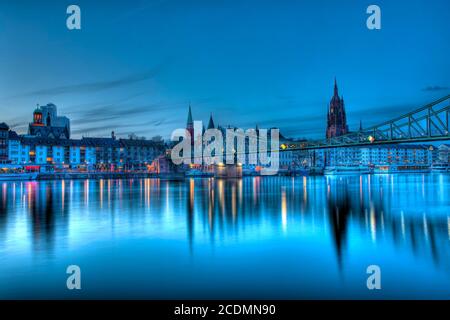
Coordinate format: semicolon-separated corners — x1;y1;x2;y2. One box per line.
287;94;450;150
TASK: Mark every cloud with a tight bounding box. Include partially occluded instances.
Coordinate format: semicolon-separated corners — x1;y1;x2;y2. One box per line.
422;85;449;92
7;63;168;99
8;122;28;131
69;100;187;126
72;117;178;137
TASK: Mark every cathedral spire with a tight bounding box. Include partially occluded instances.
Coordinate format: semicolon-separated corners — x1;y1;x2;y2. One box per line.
334;77;339;96
186;103;194;144
207;113;215;129
186;103;193;128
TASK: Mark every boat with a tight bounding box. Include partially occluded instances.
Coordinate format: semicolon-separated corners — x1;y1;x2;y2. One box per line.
0;172;38;181
374;164;430;174
431;163;450;172
324;166;371;175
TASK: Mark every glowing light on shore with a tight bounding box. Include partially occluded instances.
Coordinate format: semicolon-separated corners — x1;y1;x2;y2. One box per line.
165;182;170;214
281;188;287;232
423;214;428;240
107;179;111;206
61;180;65;212
303;176;307;205
447;217;450;240
26;182;33;209
370;205;376;243
422;175;425;198
84;179;89;205
99;179;104;208
231;184;236;221
400;211;406;239
218;179;225;215
208;179;213;229
359;176;363;204
189;179;195;211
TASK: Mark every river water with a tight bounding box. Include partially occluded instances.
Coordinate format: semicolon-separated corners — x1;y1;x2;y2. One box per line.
0;174;449;299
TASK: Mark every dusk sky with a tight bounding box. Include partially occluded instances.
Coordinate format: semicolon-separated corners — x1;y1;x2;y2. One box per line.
1;0;449;139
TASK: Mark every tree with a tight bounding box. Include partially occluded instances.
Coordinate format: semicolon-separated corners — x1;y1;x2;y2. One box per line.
151;135;164;143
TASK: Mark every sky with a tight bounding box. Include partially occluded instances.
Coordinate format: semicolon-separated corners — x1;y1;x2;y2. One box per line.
0;0;449;140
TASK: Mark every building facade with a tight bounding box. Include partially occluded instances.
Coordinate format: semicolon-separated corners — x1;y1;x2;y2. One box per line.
0;123;10;163
437;144;450;163
4;106;165;172
28;103;70;139
319;144;434;167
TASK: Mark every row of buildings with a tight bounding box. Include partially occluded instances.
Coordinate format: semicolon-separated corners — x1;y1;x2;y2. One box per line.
183;105;449;174
289;79;449;171
183;80;449;173
1;81;449;175
1;104;166;172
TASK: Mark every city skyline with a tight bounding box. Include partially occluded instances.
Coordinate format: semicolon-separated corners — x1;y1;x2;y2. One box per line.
1;0;449;140
1;0;450;303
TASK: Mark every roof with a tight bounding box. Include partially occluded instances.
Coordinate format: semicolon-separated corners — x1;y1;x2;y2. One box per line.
8;130;20;140
360;144;431;150
119;138;164;147
21;137;83;147
28;124;69;139
81;137;121;147
0;122;9;130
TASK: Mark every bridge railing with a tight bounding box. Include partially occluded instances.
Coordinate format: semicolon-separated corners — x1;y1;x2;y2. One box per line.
290;94;450;150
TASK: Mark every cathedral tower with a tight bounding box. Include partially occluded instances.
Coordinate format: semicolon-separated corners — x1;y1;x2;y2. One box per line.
326;78;348;139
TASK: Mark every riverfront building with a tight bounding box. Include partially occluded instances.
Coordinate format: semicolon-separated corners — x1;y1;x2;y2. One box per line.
321;145;434;167
29;103;71;139
0;123;10;163
5;104;165;172
437;144;450;163
318;80;438;171
183;106;296;173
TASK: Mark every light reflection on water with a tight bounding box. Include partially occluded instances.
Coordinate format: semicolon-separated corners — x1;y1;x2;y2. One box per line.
0;174;449;299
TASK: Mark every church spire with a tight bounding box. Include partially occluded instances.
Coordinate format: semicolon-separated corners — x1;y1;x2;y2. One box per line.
207;113;215;129
186;103;193;128
334;77;339;96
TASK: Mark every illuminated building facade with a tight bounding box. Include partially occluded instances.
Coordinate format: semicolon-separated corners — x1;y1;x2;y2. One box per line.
320;144;434;167
28;103;71;139
0;123;10;163
5;106;165;171
437;144;450;163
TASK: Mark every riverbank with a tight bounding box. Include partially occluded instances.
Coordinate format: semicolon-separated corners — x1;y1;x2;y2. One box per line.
36;172;186;181
1;170;449;181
